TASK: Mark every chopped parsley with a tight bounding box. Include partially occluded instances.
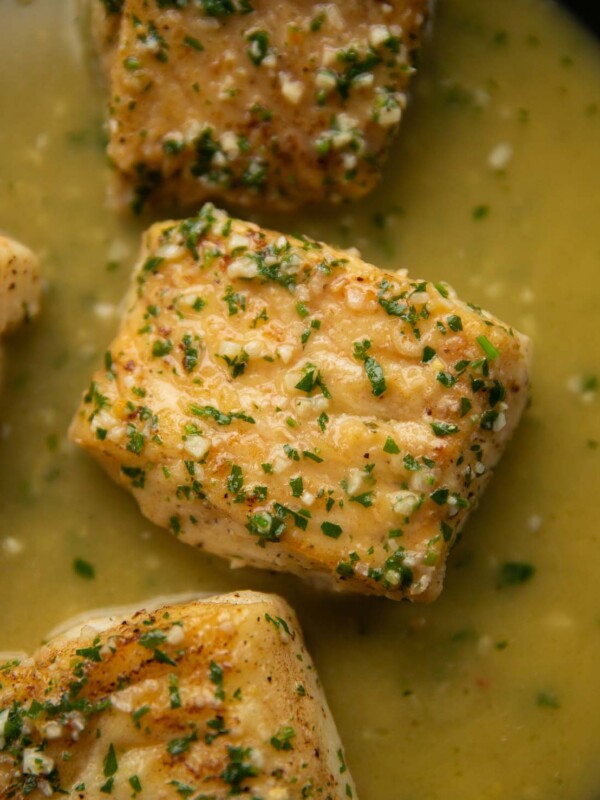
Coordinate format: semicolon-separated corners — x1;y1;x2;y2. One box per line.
499;561;535;586
476;334;500;360
294;363;331;397
431;421;460;436
536;690;560;709
152;338;173;358
321;521;343;539
422;346;436;363
168;674;181;709
353;339;386;396
270;725;295;751
103;744;118;780
183;35;204;51
167;730;198;756
472;204;490;220
190;404;255;425
383;436;400;454
246;511;286;545
220;746;258;793
223;285;246;316
246;30;270;65
73;558;95;580
209;660;225;700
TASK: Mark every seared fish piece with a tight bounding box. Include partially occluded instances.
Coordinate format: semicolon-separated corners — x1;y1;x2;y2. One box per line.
93;0;430;212
69;204;530;601
0;591;356;799
0;235;40;336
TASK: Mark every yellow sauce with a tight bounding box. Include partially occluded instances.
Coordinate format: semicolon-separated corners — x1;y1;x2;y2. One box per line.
1;0;599;797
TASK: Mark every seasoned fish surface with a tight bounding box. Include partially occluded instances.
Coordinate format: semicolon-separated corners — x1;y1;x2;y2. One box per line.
0;235;40;336
70;205;530;601
93;0;430;212
0;591;356;799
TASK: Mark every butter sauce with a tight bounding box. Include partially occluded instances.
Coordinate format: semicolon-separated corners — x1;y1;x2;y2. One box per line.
0;1;599;798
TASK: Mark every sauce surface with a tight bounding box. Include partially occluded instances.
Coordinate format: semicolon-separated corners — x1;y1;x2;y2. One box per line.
1;1;599;798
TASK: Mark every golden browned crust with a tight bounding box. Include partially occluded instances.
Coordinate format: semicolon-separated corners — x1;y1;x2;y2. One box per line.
0;591;356;799
93;0;431;212
69;205;531;601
